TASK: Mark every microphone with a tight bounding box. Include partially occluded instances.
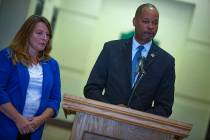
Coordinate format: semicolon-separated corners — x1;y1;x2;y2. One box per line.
127;56;146;107
138;56;146;76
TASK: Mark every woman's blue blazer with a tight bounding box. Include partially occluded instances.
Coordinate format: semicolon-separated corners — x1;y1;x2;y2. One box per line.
0;48;61;140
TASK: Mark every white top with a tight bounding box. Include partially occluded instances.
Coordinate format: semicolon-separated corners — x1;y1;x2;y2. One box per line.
22;63;43;117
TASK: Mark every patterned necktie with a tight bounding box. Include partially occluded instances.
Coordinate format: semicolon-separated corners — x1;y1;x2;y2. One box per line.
131;45;144;86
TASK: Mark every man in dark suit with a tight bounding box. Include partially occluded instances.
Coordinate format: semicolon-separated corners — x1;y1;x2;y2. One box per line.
84;3;175;117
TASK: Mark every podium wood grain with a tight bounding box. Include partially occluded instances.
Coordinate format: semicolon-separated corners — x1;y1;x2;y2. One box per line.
63;94;192;140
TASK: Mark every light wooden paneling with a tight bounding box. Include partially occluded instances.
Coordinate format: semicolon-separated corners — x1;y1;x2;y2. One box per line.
63;94;192;140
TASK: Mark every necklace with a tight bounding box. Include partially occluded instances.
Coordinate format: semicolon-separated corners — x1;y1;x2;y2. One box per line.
31;57;39;64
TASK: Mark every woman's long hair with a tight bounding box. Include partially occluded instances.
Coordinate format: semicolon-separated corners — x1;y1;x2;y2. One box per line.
9;15;53;66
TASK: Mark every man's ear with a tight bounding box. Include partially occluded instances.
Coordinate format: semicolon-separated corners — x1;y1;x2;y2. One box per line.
133;17;136;26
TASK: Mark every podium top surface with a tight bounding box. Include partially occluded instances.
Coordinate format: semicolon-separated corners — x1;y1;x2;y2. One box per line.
62;94;192;139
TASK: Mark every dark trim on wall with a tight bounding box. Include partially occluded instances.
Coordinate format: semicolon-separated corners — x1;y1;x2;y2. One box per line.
51;7;58;33
34;0;44;15
206;120;210;140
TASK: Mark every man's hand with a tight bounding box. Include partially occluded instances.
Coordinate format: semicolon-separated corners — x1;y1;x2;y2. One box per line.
117;104;127;107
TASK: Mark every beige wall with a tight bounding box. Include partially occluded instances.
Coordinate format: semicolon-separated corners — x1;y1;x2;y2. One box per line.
6;0;209;139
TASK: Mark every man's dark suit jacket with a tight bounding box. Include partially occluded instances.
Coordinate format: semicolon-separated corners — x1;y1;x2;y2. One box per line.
84;38;175;117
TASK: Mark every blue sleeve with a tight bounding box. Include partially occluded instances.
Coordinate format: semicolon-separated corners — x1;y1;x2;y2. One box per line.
47;59;61;117
0;48;12;105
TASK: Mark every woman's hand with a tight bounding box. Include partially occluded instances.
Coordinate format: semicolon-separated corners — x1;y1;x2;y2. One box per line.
28;108;54;131
0;103;35;134
28;116;44;131
15;115;35;134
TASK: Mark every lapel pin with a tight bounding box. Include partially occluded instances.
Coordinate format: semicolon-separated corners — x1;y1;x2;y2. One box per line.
151;53;155;58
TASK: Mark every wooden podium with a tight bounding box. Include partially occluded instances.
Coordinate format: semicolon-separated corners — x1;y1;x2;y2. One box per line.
63;94;192;140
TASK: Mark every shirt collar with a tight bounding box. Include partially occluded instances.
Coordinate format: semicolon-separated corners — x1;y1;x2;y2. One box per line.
132;37;152;58
132;37;152;51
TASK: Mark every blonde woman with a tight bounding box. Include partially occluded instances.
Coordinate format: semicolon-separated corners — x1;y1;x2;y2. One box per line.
0;15;61;140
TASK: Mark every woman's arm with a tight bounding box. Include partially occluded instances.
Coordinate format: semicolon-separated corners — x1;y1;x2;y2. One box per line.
0;103;34;134
29;108;54;130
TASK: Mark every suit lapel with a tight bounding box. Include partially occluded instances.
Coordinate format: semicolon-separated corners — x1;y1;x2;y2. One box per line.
144;43;160;71
122;39;132;87
35;61;49;114
16;63;29;111
40;62;48;106
17;63;29;96
120;40;160;88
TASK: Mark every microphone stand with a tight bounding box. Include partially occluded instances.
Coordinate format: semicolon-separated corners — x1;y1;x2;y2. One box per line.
127;57;146;107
